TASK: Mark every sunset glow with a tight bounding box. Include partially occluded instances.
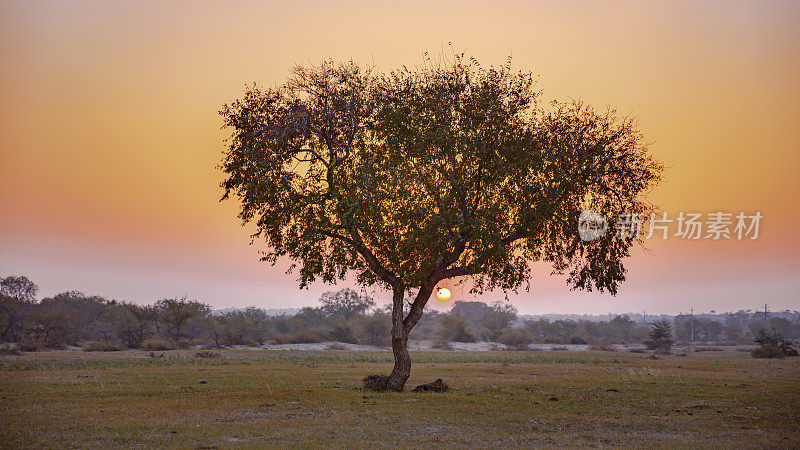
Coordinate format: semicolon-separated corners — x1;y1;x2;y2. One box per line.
1;0;798;314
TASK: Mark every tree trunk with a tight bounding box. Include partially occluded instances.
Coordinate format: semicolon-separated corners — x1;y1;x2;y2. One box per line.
387;286;410;391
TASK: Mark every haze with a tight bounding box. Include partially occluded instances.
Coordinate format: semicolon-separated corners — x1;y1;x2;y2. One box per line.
1;0;798;315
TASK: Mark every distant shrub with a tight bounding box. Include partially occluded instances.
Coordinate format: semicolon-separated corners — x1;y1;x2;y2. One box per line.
431;340;452;350
644;320;673;352
190;338;212;347
194;351;221;358
751;344;784;359
695;346;723;352
84;341;123;352
498;328;533;349
590;338;616;352
274;331;322;344
176;340;192;349
140;338;176;351
18;339;43;352
752;328;799;358
327;324;358;344
438;315;477;343
629;348;647;354
356;313;391;347
0;344;21;355
568;335;588;345
551;346;569;351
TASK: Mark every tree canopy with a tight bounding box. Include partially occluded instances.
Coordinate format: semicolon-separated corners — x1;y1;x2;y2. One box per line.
219;54;662;390
1;275;38;302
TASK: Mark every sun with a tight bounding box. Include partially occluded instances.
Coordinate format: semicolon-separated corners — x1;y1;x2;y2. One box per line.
436;288;451;301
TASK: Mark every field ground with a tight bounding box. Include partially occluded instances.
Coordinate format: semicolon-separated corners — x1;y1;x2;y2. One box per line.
1;348;798;448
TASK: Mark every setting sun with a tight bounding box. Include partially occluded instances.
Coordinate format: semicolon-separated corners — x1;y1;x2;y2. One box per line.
436;288;451;301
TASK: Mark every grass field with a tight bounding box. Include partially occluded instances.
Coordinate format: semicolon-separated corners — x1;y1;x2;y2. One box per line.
1;348;798;448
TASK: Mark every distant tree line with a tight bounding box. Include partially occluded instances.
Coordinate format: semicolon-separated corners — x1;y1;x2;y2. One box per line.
1;275;797;352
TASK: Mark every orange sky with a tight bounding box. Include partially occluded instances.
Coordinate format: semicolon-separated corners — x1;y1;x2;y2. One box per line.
1;0;798;314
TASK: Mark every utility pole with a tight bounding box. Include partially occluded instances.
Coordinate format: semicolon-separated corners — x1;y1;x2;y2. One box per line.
643;309;647;325
764;303;768;328
690;307;694;343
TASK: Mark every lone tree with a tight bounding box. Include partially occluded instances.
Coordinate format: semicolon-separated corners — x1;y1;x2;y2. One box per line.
219;55;662;391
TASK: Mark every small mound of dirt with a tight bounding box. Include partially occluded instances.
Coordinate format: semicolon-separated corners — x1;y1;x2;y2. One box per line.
363;374;391;392
412;378;449;393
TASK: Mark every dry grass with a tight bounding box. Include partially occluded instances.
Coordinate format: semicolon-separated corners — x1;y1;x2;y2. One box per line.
0;348;798;448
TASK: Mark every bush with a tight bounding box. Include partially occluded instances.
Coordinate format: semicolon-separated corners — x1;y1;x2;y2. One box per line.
327;324;358;344
140;338;176;351
431;340;452;350
84;341;123;352
363;374;390;392
498;328;534;349
190;338;213;347
438;315;477;343
274;331;322;344
195;351;220;358
357;313;391;347
752;344;784;359
0;344;21;355
18;339;43;352
644;320;673;351
590;338;616;352
752;328;799;358
568;335;588;345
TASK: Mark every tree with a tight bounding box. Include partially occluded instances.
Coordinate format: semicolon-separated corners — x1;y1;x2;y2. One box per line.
0;275;38;302
318;288;375;318
644;320;673;352
450;300;516;341
698;320;724;342
768;317;794;339
723;313;747;343
357;311;392;346
673;314;693;341
155;297;209;342
438;315;477;343
110;302;157;348
40;291;108;345
498;327;534;349
606;315;640;342
219;55;662;390
0;293;34;342
207;314;230;348
482;302;518;341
